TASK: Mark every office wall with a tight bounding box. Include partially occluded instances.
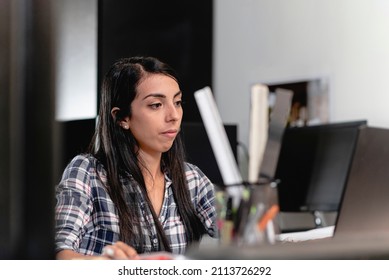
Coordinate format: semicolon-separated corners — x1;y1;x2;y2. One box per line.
54;0;389;176
214;0;389;177
98;0;213;123
53;0;97;121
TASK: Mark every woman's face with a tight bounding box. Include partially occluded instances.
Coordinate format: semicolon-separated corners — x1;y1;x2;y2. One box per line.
126;73;183;156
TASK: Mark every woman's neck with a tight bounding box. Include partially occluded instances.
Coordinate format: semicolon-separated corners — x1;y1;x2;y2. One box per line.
137;149;163;182
137;149;165;216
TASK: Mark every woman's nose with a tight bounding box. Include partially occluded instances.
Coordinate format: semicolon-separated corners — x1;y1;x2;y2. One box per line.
166;103;181;121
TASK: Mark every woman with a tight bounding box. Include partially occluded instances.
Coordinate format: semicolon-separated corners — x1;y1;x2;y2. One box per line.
55;57;217;259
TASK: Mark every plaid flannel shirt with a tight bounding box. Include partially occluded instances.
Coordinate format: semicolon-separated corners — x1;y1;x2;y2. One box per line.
55;154;217;255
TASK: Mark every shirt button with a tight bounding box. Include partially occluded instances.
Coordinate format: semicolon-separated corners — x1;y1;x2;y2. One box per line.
153;238;158;244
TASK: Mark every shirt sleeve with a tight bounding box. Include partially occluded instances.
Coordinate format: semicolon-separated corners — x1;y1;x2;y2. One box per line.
185;163;219;238
55;155;94;253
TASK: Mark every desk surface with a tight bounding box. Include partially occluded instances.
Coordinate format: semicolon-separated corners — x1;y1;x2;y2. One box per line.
186;233;389;259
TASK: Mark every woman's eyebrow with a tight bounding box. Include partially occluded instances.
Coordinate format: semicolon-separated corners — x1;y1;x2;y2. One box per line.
142;93;165;100
174;91;182;98
142;91;182;100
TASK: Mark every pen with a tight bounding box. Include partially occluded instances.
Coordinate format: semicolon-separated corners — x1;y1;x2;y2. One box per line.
242;202;265;244
257;204;279;231
220;196;234;245
234;188;251;236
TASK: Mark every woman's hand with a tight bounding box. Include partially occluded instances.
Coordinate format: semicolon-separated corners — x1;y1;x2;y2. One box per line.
101;241;140;260
56;242;139;260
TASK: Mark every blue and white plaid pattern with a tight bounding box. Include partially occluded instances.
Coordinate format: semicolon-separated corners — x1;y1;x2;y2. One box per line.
55;154;217;256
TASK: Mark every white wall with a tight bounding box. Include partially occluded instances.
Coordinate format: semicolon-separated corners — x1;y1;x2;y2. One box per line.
214;0;389;178
53;0;97;121
53;0;389;173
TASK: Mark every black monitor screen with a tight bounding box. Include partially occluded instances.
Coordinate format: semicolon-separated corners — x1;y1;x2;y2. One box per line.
275;120;367;212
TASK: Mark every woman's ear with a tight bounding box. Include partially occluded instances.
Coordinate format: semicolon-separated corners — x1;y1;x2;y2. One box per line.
111;107;130;130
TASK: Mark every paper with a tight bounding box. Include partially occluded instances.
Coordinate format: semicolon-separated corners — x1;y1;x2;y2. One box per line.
194;87;243;205
277;226;335;242
248;84;269;183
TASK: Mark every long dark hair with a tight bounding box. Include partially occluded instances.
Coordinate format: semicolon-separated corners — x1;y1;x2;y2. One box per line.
88;57;204;252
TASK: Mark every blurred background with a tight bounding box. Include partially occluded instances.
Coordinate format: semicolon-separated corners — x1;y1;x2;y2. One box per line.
2;0;389;259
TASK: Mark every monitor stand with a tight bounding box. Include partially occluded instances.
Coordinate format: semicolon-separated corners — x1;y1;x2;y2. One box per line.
312;211;338;228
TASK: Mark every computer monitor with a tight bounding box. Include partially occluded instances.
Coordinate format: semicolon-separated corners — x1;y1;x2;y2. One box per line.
274;120;367;213
334;126;389;237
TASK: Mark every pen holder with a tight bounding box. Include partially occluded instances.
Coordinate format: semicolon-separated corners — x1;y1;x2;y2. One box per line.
240;181;280;246
215;190;235;246
215;180;281;247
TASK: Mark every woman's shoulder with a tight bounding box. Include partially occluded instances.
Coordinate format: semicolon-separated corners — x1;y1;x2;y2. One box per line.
183;162;212;184
183;162;216;205
66;153;98;168
183;162;203;175
59;154;108;193
63;154;106;176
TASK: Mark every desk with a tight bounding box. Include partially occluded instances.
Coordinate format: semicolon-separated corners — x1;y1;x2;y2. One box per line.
186;233;389;259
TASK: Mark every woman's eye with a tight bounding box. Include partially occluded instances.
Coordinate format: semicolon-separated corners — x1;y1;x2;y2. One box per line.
149;103;162;109
175;100;182;107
